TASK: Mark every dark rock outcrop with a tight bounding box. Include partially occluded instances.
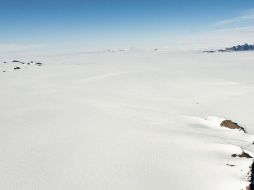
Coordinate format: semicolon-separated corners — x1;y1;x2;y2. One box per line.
12;60;25;64
203;50;216;53
248;162;254;190
226;164;235;167
204;43;254;53
227;44;254;51
232;151;253;159
35;62;42;66
220;120;246;133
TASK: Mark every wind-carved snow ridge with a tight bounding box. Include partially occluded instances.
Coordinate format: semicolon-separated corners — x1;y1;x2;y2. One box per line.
187;115;254;190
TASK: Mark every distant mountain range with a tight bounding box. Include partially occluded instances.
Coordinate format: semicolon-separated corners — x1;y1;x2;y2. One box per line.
203;43;254;53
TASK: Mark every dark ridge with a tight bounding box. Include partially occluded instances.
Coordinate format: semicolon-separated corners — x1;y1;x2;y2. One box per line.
203;43;254;53
12;60;25;64
231;151;253;159
220;120;247;133
225;44;254;52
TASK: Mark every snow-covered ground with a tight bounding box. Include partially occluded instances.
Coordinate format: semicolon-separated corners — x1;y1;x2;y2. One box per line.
0;51;254;190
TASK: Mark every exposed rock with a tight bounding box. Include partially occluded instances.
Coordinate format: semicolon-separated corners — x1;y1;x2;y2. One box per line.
35;62;42;66
12;60;25;64
248;162;254;190
228;44;254;51
226;164;235;167
204;43;254;53
220;120;246;133
203;50;215;53
14;67;21;70
232;151;253;159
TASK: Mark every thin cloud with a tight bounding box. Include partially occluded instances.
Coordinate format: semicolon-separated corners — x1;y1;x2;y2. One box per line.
214;9;254;28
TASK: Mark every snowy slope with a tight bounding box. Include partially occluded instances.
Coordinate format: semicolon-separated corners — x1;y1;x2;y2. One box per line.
0;51;254;190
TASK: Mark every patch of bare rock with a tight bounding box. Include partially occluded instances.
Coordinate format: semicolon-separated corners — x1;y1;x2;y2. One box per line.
226;164;235;167
220;119;253;189
1;60;44;72
220;120;247;133
232;151;253;159
246;162;254;190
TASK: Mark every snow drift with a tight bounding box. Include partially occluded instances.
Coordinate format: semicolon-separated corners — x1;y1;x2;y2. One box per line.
0;51;254;190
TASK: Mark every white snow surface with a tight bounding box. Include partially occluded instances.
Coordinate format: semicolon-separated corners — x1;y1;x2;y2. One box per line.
0;51;254;190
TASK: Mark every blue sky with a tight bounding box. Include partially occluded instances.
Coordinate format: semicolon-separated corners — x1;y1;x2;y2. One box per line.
0;0;254;51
